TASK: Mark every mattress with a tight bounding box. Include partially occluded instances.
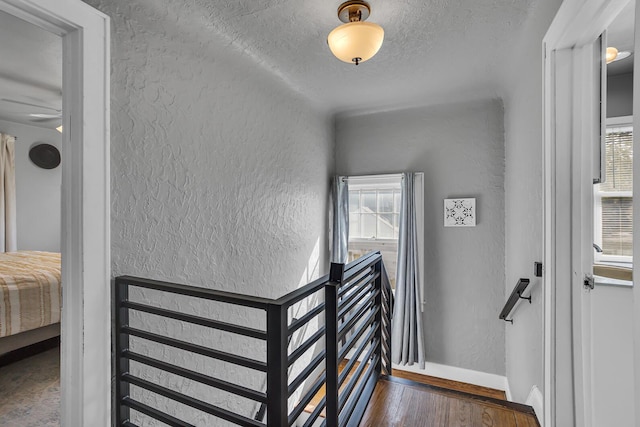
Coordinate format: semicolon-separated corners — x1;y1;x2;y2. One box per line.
0;251;61;338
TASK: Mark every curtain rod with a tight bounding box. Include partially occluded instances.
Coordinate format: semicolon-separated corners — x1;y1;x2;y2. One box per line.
342;173;404;182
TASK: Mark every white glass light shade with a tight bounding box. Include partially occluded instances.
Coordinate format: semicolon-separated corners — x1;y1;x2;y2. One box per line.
328;21;384;64
606;47;619;64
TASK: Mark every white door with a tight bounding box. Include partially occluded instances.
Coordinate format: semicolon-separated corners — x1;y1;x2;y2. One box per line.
544;1;638;426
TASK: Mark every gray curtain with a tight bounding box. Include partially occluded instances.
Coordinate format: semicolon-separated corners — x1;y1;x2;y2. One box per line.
392;172;425;368
329;175;349;264
0;133;16;252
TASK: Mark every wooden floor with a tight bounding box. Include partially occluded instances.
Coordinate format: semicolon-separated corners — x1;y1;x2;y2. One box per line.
359;376;540;427
303;361;536;426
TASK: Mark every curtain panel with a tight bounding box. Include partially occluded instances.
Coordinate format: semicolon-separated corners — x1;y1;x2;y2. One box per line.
0;133;17;252
329;175;349;264
391;172;426;368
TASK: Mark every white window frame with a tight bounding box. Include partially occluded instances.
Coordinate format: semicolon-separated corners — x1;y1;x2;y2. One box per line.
345;173;425;310
594;115;633;264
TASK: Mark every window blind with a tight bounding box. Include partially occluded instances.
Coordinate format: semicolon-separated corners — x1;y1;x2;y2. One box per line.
600;128;633;192
598;127;633;257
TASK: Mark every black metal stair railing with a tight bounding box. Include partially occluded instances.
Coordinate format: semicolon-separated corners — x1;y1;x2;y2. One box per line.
114;251;394;427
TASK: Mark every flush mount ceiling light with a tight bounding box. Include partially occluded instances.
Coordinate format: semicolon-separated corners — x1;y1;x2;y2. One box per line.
606;47;619;63
606;46;632;64
327;1;384;65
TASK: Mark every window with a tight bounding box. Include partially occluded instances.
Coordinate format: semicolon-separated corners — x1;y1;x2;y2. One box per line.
594;119;633;263
346;174;424;301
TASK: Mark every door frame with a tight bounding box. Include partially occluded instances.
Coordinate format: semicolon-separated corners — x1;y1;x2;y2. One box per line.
543;0;633;426
0;1;111;425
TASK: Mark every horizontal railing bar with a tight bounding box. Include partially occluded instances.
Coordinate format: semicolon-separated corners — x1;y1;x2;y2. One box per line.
338;299;374;339
288;350;326;396
338;283;375;321
123;374;264;427
339;338;379;411
338;326;377;387
121;301;267;340
339;314;379;361
122;326;267;372
288;303;325;336
338;269;375;298
342;253;382;283
288;327;326;367
303;395;326;427
340;272;375;304
338;292;380;339
123;350;266;403
343;251;380;277
123;396;195;427
116;276;272;309
339;355;380;426
272;273;330;308
288;373;326;426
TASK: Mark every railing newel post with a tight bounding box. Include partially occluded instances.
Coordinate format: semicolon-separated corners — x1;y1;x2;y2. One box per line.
374;257;383;377
115;278;130;424
326;262;344;427
266;302;289;427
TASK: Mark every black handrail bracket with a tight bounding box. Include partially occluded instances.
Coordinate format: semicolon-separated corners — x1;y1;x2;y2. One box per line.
499;278;532;324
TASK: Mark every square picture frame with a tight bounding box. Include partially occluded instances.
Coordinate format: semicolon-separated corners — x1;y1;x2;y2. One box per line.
444;198;476;227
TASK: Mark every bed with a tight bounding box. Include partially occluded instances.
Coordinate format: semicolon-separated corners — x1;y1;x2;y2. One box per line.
0;251;61;355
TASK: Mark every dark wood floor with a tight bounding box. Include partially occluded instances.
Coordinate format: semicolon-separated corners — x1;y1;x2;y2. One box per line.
359;376;540;427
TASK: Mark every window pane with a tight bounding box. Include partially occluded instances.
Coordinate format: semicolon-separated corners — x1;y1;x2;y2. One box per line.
362;214;376;238
393;214;399;238
362;191;376;213
378;190;394;212
394;191;401;213
602;197;633;256
349;213;360;239
378;214;394;239
600;129;633;192
349;191;360;213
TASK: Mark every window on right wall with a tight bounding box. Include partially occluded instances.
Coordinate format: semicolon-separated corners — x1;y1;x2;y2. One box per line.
594;117;633;263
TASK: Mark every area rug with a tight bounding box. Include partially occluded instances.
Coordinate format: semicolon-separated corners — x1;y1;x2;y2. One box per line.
0;347;60;426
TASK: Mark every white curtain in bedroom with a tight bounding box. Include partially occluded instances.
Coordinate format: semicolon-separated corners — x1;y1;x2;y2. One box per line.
0;133;17;252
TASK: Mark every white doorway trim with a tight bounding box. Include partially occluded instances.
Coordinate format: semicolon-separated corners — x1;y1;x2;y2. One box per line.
543;1;631;426
0;1;111;425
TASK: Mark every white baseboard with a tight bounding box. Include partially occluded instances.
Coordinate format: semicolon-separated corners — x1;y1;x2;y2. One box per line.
505;379;513;401
526;385;544;427
391;361;509;393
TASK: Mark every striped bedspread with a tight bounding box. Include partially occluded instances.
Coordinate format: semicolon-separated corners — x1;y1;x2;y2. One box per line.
0;251;61;338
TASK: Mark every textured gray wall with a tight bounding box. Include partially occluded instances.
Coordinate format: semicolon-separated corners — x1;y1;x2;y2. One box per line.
335;99;506;376
84;0;334;424
0;119;61;252
502;0;563;406
607;72;633;118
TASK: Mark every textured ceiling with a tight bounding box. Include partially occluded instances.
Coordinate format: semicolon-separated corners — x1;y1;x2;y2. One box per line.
134;0;537;113
0;0;539;120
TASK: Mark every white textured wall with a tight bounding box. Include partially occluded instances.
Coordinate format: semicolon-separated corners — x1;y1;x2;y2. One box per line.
83;0;333;424
502;0;563;406
336;99;506;376
0;119;61;252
